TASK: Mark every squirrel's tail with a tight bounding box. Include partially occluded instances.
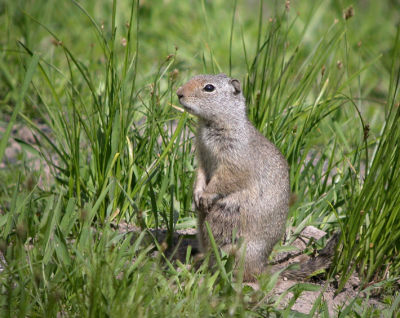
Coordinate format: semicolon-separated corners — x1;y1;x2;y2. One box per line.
277;232;341;280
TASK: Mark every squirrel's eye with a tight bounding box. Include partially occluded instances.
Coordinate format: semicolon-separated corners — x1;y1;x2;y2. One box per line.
203;84;215;92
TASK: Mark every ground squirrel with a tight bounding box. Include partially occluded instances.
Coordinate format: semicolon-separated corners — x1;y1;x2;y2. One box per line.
176;74;290;281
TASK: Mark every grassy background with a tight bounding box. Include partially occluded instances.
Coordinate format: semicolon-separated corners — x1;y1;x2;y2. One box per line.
1;0;400;316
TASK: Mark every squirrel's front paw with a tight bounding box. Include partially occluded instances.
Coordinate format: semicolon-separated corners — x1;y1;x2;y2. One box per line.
193;189;204;210
199;192;222;212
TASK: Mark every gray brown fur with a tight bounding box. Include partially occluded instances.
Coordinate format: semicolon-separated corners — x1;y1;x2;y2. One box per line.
176;74;290;281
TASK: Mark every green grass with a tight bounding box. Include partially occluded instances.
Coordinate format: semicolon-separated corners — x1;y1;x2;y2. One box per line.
1;0;400;316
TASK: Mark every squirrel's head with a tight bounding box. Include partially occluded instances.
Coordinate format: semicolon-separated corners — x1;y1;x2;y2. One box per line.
176;74;246;122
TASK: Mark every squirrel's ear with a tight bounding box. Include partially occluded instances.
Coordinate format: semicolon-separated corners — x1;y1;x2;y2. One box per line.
230;79;241;95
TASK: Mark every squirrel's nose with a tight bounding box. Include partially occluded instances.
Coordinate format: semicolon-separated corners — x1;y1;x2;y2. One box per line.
176;87;184;99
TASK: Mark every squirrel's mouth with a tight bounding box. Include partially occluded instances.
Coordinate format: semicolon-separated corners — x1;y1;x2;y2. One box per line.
182;104;192;111
178;99;192;112
178;98;201;117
